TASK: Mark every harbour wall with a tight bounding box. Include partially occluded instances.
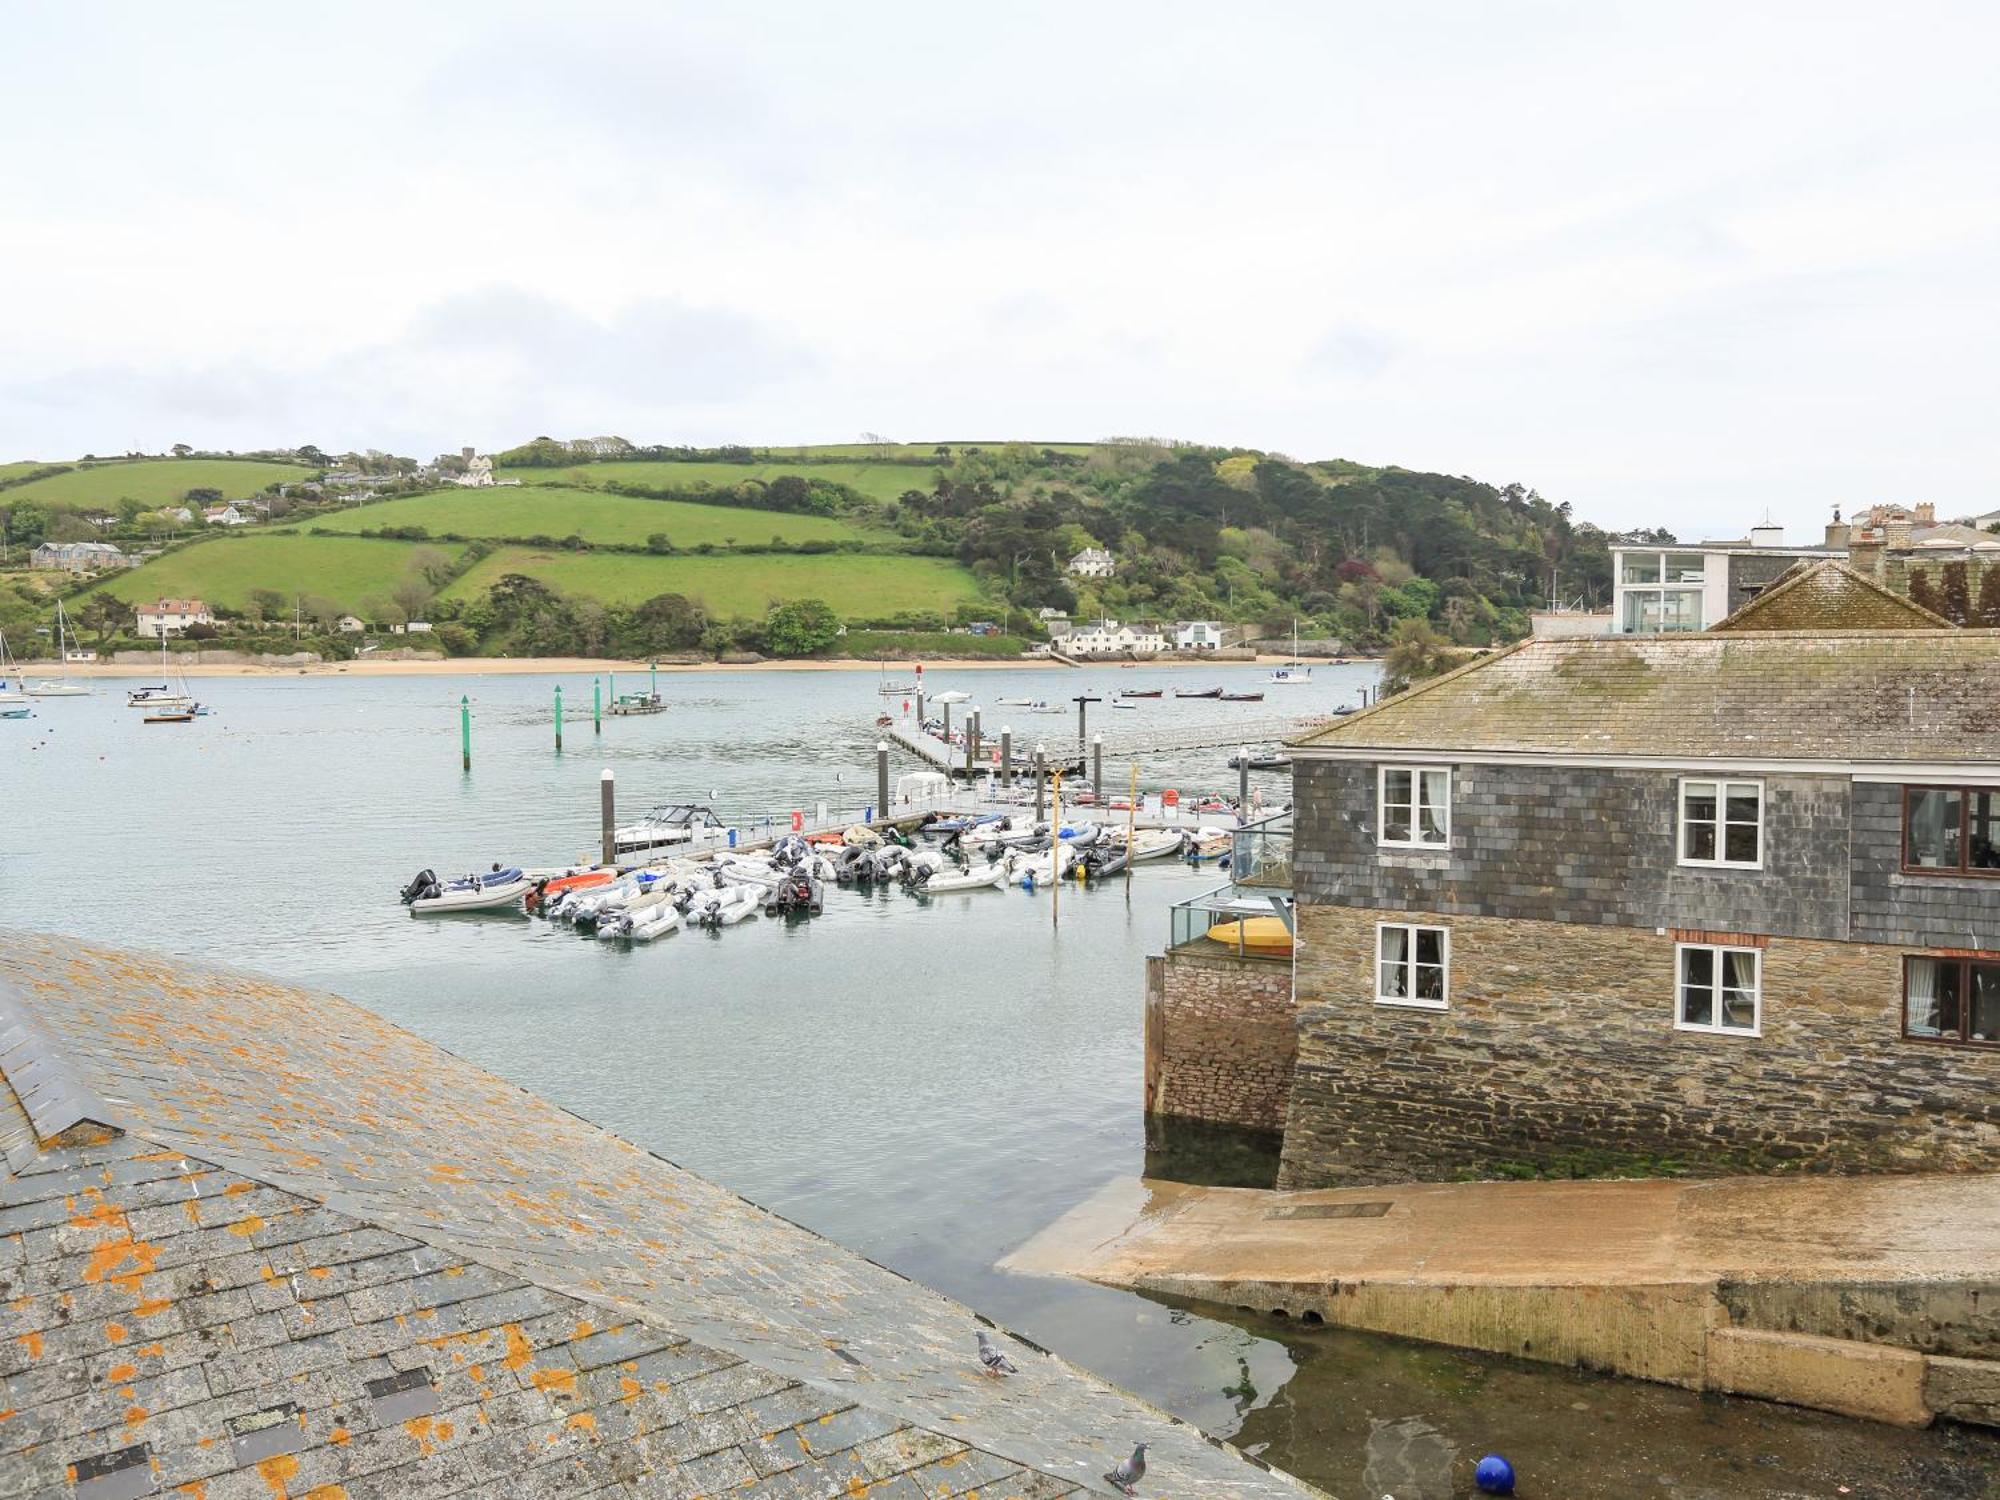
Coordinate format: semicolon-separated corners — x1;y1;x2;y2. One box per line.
1145;950;1297;1132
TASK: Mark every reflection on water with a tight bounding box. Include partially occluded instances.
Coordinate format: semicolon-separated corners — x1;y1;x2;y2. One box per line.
1145;1114;1283;1189
7;663;1999;1497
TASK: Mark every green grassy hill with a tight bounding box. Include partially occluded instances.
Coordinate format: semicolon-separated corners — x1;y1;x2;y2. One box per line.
294;487;870;547
497;461;935;505
85;535;462;614
3;458;313;507
0;461;49;483
440;547;982;617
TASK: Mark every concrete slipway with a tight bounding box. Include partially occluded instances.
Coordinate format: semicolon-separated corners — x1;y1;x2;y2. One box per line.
1005;1173;2000;1430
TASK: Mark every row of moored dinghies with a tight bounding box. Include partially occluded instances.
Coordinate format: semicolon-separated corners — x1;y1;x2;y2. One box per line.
394;811;1226;931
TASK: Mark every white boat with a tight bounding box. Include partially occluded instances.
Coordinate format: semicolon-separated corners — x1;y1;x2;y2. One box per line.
692;886;761;926
628;904;684;941
1267;620;1312;684
915;862;1010;894
0;703;30;721
403;867;534;914
1123;828;1190;861
0;628;25;709
612;803;730;861
24;603;91;697
129;632;199;712
1005;844;1078;886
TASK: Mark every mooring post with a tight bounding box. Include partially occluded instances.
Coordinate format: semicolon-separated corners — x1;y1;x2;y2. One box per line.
650;658;658;699
915;687;925;725
942;701;953;746
1093;733;1103;793
1034;745;1047;821
1000;727;1013;787
460;694;471;772
1051;771;1063;929
600;768;616;866
593;676;602;734
554;683;564;753
876;740;890;818
1238;745;1251;825
969;708;981;767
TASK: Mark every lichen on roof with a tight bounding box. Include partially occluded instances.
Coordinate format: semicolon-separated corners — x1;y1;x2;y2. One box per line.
0;934;1322;1500
1710;558;1955;633
1293;630;2000;761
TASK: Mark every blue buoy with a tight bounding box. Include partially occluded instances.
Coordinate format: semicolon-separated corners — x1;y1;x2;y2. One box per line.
1475;1453;1515;1495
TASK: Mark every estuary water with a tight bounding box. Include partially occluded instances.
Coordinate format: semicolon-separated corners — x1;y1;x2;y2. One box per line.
5;661;1996;1500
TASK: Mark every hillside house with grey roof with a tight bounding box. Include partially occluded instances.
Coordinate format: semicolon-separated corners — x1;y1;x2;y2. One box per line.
0;935;1318;1500
1278;567;2000;1188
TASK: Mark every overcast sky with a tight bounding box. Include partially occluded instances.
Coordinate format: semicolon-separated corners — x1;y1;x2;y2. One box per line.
4;1;1997;540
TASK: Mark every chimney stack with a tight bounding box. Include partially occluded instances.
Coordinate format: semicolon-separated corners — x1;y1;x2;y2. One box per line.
1749;522;1786;548
462;446;475;462
1884;518;1915;551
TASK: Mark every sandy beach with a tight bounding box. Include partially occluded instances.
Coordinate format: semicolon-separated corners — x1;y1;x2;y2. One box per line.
47;653;1331;680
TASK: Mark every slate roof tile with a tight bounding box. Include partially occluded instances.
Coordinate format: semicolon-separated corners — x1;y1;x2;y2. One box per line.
0;936;1308;1500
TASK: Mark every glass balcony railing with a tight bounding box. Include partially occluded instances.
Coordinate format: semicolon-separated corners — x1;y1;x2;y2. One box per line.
1228;811;1292;889
1169;884;1294;961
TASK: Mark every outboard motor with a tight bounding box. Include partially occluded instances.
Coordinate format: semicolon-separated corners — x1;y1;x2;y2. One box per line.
399;869;440;905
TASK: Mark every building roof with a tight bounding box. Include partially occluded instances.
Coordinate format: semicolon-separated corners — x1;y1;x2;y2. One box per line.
0;934;1315;1500
138;598;209;614
1710;559;1954;633
1293;630;2000;763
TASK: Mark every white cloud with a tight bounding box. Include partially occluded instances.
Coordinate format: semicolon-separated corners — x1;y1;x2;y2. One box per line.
3;0;1999;541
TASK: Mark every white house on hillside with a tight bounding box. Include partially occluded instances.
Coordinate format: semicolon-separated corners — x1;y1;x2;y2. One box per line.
202;504;249;526
1067;547;1115;578
449;447;496;487
135;599;214;638
1174;620;1225;651
1066;619;1164;657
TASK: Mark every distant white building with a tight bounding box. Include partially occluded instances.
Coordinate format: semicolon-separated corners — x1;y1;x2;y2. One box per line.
1066;619;1164;657
1174;620;1225;652
335;615;367;634
449;447;496;487
203;504;249;526
1066;547;1115;579
29;541;124;573
391;621;434;635
135;599;214;638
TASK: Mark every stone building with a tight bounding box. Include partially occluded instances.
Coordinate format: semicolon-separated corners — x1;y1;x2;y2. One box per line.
1277;562;2000;1188
0;934;1313;1500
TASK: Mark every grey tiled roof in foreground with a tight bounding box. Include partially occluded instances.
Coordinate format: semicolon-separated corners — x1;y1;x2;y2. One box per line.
0;934;1322;1500
1293;629;2000;762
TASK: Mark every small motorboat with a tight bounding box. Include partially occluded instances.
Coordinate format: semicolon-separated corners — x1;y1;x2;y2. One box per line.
1121;689;1163;698
1219;690;1265;702
143;708;197;724
1126;829;1190;862
1110;698;1138;709
1175;686;1222;699
1;704;32;721
526;869;615;914
693;886;761;927
400;866;534;914
1227;749;1292;771
1006;844;1078;887
909;861;1009;894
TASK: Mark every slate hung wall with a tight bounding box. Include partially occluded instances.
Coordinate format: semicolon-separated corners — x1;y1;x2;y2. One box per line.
1281;757;2000;1188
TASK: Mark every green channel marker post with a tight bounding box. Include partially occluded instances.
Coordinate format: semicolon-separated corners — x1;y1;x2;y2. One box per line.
594;677;602;734
555;683;564;753
650;659;658;698
460;695;471;772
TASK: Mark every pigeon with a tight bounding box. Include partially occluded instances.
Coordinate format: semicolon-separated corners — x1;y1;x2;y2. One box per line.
975;1330;1018;1377
1103;1443;1146;1494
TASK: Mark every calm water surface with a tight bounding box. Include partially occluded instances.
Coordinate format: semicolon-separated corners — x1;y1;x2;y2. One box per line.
5;661;1995;1500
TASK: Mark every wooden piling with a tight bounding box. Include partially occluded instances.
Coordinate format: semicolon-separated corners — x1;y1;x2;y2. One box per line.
1034;746;1046;820
1092;733;1103;792
1239;744;1250;825
600;769;616;866
876;740;890;819
1000;727;1012;787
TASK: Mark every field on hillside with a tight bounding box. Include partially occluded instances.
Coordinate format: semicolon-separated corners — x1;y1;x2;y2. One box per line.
297;487;869;546
496;461;939;505
3;458;314;507
87;535;464;613
440;547;985;618
0;461;49;483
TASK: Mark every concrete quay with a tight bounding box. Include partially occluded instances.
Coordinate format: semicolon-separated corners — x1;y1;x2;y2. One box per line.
1005;1172;2000;1430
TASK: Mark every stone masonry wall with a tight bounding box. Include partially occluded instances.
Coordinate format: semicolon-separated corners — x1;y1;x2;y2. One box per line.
1148;950;1297;1132
1277;904;2000;1188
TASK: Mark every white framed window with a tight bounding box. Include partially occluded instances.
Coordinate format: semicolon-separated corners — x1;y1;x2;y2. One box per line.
1378;765;1450;849
1678;778;1763;869
1376;923;1449;1009
1675;943;1761;1035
